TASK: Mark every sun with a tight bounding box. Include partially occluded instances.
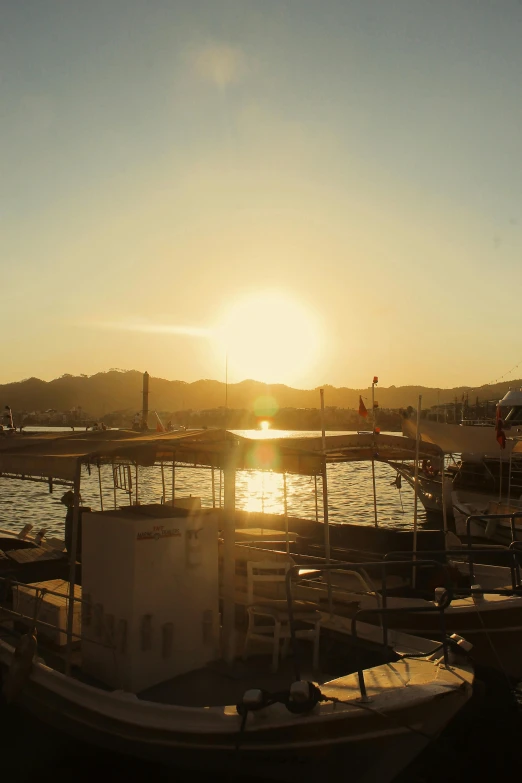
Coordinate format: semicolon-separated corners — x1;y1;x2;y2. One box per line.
212;291;321;385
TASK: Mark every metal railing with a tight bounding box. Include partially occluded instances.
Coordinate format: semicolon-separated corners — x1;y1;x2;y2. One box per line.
284;559;457;699
384;545;522;594
465;512;522;585
0;576;114;652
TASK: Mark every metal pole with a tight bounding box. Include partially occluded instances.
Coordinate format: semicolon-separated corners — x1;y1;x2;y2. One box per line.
223;442;237;664
499;449;503;506
320;388;327;453
219;469;222;507
142;371;149;430
441;453;448;534
135;463;139;505
97;463;103;512
508;446;512;507
412;394;422;588
283;472;289;555
314;475;319;523
66;461;82;676
371;379;378;527
211;464;216;508
161;461;166;503
320;389;332;612
371;458;378;527
112;462;117;509
225;353;228;430
172;456;176;505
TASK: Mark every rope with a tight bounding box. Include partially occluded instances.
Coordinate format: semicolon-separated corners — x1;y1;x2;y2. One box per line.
469;600;513;691
234;679;437;752
326;693;435;741
481;358;522;390
398;642;445;660
31;588;46;634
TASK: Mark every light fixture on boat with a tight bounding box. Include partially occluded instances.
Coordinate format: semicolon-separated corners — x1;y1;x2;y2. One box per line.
434;587;451;607
287;680;323;713
240;689;265;709
449;633;473;653
470;584;484;601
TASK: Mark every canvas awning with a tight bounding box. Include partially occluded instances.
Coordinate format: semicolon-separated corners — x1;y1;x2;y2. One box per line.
402;418;516;458
0;429;443;483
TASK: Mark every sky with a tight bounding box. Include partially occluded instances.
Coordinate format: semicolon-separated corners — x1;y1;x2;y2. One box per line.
2;0;522;391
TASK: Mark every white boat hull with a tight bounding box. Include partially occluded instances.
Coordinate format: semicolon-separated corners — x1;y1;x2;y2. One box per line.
452;492;522;544
0;638;473;783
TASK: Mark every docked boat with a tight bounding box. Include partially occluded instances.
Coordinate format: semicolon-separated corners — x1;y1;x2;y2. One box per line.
302;572;522;680
0;429;475;781
388;460;452;516
0;622;473;783
451;494;522;545
401;389;522;540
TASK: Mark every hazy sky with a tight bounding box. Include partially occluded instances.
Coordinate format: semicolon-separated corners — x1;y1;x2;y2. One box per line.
2;0;522;390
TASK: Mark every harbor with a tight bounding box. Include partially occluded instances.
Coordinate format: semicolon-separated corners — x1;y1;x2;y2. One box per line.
3;2;522;778
1;410;522;781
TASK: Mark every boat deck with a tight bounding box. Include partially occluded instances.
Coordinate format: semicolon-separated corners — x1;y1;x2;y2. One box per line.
139;650;330;707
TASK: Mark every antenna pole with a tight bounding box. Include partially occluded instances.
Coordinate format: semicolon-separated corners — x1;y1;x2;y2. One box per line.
142;371;149;431
225;352;228;428
371;376;379;527
412;394;422;587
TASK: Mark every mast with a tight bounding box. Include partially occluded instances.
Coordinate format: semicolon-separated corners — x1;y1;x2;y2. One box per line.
320;388;332;612
412;394;422;587
142;371;149;430
371;376;378;527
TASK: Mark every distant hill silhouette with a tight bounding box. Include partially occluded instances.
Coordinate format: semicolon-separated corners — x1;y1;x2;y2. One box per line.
1;370;520;418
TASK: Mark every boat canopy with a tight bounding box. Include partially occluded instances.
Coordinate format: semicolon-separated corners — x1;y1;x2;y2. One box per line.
0;429;443;483
499;388;522;407
402;417;522;457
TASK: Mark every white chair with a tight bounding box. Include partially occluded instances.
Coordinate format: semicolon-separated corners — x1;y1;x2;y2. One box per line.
243;559;321;672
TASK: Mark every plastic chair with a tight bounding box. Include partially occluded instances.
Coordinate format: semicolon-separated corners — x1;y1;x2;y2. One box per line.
243;559;321;672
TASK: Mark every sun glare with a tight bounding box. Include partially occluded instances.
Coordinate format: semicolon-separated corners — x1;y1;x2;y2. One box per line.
260;420;270;431
213;292;321;385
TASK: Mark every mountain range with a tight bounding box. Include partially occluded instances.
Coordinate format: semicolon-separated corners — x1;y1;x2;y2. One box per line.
1;370;518;417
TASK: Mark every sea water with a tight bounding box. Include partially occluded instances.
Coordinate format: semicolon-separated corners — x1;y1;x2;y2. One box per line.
0;429;422;537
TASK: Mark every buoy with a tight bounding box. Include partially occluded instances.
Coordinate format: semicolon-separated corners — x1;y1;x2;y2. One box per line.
2;632;37;704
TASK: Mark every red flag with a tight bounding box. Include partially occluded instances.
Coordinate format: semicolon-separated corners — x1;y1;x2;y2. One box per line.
495;407;506;449
358;396;368;418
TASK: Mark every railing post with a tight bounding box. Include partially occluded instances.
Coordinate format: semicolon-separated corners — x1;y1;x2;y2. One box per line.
66;460;82;676
381;562;388;648
466;516;475;584
285;567;300;681
350;612;368;702
440;604;448;666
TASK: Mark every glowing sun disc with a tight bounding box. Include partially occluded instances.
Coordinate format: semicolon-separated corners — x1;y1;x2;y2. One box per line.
212;291;321;385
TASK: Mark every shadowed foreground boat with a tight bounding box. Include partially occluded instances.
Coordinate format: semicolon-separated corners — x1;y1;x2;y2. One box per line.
0;628;473;783
0;428;475;782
